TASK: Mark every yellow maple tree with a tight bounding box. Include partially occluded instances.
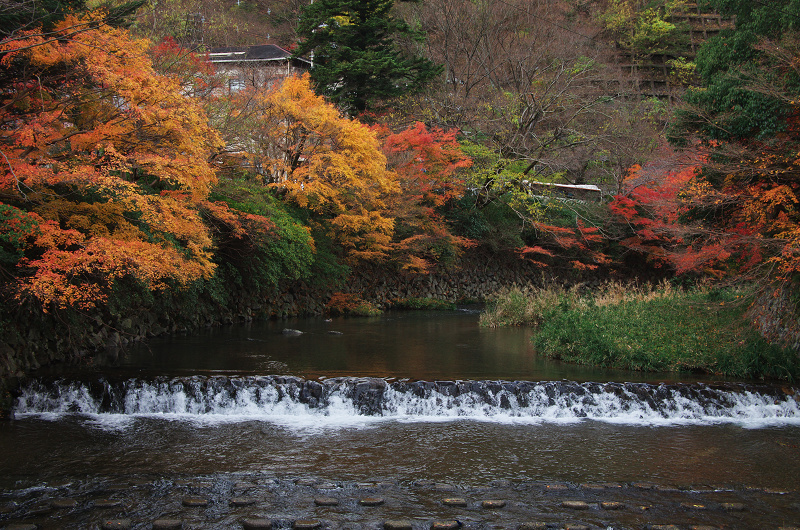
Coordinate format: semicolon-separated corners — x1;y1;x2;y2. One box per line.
227;74;399;262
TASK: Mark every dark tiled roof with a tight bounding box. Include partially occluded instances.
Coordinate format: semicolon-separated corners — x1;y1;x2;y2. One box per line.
208;44;299;62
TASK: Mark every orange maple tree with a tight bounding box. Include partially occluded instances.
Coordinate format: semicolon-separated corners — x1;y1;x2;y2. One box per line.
0;14;230;310
513;218;611;272
150;36;219;98
608;142;789;280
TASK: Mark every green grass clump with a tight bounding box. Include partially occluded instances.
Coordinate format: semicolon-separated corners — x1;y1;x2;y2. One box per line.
482;283;800;381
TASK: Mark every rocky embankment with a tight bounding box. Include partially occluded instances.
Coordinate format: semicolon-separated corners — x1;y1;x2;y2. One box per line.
264;250;555;318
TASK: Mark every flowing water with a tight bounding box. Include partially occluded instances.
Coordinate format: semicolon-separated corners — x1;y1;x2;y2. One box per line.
3;310;800;529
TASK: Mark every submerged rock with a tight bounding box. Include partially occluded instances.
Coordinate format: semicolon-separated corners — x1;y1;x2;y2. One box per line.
152;520;183;529
314;496;339;506
51;498;78;509
94;499;123;508
101;519;132;529
229;497;257;506
293;519;322;529
242;519;273;529
432;521;461;530
182;496;209;507
384;520;414;530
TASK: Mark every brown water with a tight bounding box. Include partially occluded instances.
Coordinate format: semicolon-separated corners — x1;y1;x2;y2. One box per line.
51;309;736;382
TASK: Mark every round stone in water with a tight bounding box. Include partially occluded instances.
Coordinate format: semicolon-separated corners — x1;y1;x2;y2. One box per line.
315;496;339;506
152;520;183;529
51;498;78;509
384;521;414;530
101;520;132;529
182;496;209;507
94;499;123;508
242;519;272;529
561;500;590;510
230;497;257;506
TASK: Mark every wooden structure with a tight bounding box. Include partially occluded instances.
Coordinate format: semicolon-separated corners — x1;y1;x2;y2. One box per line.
208;45;311;91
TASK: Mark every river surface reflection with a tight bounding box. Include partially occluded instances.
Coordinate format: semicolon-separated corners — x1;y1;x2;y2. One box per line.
56;309;733;382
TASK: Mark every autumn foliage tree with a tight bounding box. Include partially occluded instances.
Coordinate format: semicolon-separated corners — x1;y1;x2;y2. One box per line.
373;121;473;271
609;154;708;270
649;0;800;285
223;74;399;263
0;13;232;310
149;36;219;98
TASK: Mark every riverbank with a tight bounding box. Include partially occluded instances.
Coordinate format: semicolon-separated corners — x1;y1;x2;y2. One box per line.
481;283;800;381
0;248;590;383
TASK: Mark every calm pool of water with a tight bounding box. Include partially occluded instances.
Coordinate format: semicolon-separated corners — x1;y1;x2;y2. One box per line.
46;310;736;383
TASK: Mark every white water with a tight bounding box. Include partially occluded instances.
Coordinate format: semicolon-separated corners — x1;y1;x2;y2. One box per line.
13;378;800;430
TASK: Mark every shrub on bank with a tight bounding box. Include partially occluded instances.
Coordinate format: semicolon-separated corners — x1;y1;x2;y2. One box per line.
481;283;800;381
326;292;382;317
480;285;565;328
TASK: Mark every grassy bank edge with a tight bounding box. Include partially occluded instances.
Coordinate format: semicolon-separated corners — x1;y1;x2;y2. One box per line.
480;283;800;381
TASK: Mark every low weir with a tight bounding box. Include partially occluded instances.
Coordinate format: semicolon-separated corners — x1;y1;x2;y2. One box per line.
13;376;800;428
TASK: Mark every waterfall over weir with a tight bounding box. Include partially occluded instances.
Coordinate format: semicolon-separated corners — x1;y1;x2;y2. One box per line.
14;376;800;428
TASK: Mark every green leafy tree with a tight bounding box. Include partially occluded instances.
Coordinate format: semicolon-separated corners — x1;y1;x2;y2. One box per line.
676;0;800;141
294;0;441;113
599;0;688;56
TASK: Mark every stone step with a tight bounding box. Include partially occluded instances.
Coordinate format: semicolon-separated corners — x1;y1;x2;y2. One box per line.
0;476;796;529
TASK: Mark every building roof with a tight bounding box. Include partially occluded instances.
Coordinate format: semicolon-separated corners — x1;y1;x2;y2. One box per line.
208;44;310;65
527;181;602;192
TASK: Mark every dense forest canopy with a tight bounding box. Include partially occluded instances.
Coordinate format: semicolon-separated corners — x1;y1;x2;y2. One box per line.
2;0;800;359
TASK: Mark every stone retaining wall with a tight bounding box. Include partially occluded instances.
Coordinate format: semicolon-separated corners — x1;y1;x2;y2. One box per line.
749;284;800;352
263;250;563;318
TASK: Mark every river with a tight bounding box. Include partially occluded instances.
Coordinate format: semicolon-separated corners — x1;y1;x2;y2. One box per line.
2;309;800;529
